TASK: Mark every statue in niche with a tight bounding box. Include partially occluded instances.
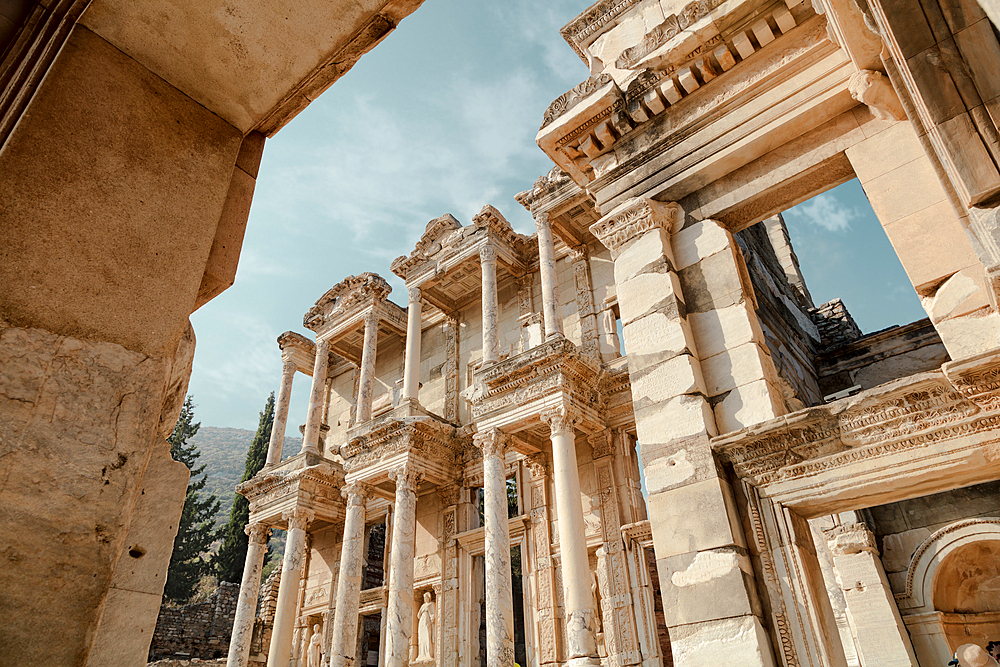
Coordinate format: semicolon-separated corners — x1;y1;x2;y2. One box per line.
416;591;436;662
307;624;322;667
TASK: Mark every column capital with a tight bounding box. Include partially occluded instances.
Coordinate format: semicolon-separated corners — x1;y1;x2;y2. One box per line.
390;464;422;493
526;453;549;479
245;522;271;545
281;357;297;375
533;209;551;229
407;286;422;304
473;428;508;458
590;197;683;253
541;406;582;436
362;309;380;329
283;508;314;532
824;522;878;556
315;337;331;353
479;244;498;263
342;481;372;507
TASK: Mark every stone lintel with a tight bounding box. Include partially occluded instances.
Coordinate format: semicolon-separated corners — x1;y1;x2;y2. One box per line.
341;415;460;488
713;364;1000;515
454;515;531;556
238;457;346;528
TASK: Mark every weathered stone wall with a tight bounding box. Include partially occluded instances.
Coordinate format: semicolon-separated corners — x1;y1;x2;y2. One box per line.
810;298;864;352
149;582;240;661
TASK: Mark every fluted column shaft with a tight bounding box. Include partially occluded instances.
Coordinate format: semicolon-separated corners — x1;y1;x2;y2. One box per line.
227;523;270;667
330;483;370;667
302;340;329;456
534;211;564;340
402;287;422;401
356;311;380;423
384;465;421;667
477;429;515;667
267;359;296;465
545;407;599;665
267;510;314;667
480;246;500;364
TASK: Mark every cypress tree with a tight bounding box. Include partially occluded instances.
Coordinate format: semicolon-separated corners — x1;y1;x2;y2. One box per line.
213;392;274;583
163;396;222;603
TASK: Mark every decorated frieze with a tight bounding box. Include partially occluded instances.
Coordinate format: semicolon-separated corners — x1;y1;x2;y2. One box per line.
469;337;604;426
340;415;461;484
237;460;346;527
714;368;1000;488
302;272;405;341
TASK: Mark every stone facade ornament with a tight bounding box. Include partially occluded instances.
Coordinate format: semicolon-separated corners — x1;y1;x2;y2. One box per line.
824;522;878;557
590;198;683;254
416;591;436;663
848;69;906;121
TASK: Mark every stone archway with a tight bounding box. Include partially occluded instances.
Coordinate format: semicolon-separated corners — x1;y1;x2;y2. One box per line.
897;519;1000;666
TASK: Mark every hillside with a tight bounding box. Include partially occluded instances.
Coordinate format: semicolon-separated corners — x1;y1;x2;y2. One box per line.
191;426;302;523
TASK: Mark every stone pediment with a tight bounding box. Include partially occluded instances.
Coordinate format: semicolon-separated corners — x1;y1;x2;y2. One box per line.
303;272;392;332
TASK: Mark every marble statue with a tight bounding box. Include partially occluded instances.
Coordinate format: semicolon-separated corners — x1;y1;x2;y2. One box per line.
416;591;435;662
307;624;322;667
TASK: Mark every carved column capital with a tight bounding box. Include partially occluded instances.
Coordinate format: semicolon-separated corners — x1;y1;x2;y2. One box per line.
283;508;315;532
362;309;380;329
281;357;297;376
390;464;422;493
533;210;551;230
407;286;422;304
541;406;582;436
590;197;683;253
824;522;878;556
479;244;498;263
588;429;615;459
245;522;271;545
473;428;508;458
342;481;372;507
315;337;331;354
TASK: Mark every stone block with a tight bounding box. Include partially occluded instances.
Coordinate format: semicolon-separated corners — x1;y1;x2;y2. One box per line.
646;477;745;560
773;4;796;33
713;379;782;434
881;199;981;290
750;19;775;47
634;393;716;445
678;67;700;94
714;44;737;72
617;269;684;326
655;549;757;627
659;78;683;104
640;434;717;497
861;153;950;226
622;311;695;369
673;219;730;270
733;31;755;59
700;343;769;396
845;121;926;184
921;267;988;322
614;226;673;282
689;304;759;360
677;249;743;315
881;527;935;575
667;615;776;667
630;353;706;410
84;587;166;666
933;309;1000;359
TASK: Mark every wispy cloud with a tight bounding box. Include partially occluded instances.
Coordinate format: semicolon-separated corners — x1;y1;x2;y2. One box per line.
785;193;860;232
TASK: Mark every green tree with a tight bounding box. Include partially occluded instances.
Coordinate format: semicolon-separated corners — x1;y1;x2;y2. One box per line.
163;396;222;604
213;392;274;583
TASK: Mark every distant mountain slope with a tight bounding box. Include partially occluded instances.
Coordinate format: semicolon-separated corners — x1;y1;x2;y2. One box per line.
191;426;302;522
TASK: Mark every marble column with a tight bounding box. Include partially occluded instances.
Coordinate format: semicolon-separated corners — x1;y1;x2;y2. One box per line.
330;482;371;667
267;359;296;465
385;465;421;667
302;339;329;456
480;245;500;364
534;211;564;340
543;406;599;666
476;429;515;667
403;287;423;402
267;509;314;667
356;311;380;423
227;523;271;667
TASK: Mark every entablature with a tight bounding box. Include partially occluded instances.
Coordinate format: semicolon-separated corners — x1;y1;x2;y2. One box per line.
516;167;603;249
238;454;346;530
277;330;348;375
470;337;605;438
713;349;1000;516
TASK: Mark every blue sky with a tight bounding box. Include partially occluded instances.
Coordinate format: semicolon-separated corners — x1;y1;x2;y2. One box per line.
187;0;927;433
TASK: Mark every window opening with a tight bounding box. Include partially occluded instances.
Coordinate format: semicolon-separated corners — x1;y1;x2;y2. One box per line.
362;521;386;590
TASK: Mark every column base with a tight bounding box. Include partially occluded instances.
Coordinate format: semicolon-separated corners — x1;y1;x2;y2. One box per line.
565;658;602;667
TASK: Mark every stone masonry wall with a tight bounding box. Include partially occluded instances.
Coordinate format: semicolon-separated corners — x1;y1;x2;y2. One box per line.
149;582;240;661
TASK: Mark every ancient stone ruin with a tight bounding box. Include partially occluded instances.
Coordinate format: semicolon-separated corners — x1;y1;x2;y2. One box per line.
4;0;1000;666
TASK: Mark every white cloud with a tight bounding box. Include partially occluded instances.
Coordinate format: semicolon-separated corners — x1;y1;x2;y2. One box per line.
786;193;860;232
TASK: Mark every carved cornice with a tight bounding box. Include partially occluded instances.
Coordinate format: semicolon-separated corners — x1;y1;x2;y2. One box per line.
278;330;315;351
615;0;727;70
590;198;684;253
515;167;575;212
541;73;615;129
621;520;653;544
238;464;346;509
303;273;392;331
560;0;644;62
714;370;1000;488
340;417;460;475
